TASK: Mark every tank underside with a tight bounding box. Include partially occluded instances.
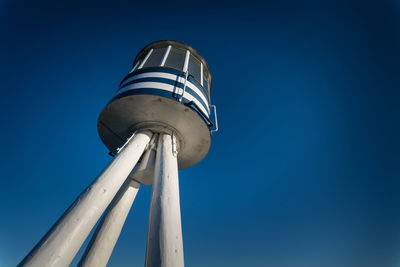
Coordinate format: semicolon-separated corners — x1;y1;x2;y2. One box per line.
97;94;211;170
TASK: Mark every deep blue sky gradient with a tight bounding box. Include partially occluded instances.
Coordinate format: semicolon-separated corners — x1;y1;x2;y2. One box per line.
1;0;400;266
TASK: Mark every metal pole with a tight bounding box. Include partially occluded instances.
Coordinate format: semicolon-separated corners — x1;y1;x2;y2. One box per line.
78;179;141;267
19;131;153;267
145;133;184;267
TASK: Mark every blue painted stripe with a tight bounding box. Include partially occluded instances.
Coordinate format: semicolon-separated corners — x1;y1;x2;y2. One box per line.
110;88;211;125
120;67;210;98
120;67;182;85
118;82;209;116
119;77;210;114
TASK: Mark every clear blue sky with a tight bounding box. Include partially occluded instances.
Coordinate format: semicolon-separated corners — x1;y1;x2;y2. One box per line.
1;0;400;266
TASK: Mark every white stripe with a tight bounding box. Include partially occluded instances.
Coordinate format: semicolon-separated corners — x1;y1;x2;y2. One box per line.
118;81;209;116
121;72;210;112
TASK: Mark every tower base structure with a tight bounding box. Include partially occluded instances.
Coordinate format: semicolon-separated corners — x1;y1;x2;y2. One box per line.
19;131;186;267
78;179;141;267
98;93;211;170
145;133;184;267
19;40;217;267
19;131;152;267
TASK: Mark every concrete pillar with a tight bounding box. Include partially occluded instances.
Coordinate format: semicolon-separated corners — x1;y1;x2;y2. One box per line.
19;131;153;267
145;133;184;267
78;179;141;267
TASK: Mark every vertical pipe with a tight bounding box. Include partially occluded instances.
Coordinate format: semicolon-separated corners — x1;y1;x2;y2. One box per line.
130;62;140;73
145;134;184;267
160;45;171;67
183;50;190;73
138;49;153;69
78;179;141;267
200;62;204;87
19;131;153;267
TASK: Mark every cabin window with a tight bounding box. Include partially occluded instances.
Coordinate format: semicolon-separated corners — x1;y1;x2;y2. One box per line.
142;48;165;68
164;47;186;71
203;71;210;92
188;55;201;84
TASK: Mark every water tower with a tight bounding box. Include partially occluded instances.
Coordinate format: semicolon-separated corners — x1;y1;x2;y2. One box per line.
19;40;217;267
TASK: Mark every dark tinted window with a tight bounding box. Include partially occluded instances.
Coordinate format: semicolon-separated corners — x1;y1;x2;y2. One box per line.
142;48;164;68
133;52;146;70
203;71;209;92
165;47;186;71
188;55;201;83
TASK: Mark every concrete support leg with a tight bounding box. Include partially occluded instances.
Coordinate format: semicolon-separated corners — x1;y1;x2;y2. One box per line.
145;133;184;267
19;131;153;267
78;179;141;267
